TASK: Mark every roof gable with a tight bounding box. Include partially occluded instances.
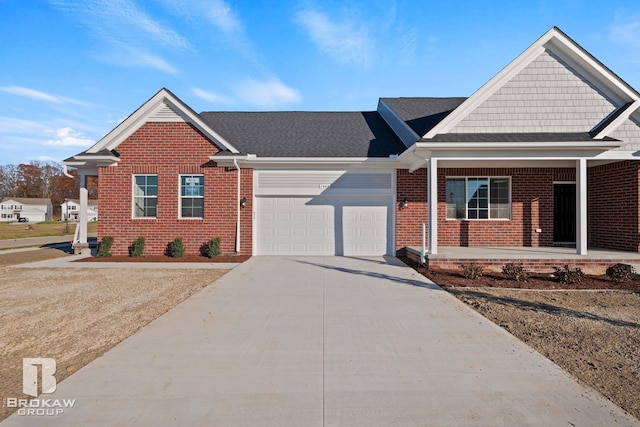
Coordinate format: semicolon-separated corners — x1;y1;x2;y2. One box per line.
425;27;640;139
82;88;239;156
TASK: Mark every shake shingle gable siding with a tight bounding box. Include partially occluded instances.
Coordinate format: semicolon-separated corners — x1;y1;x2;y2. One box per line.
199;111;406;157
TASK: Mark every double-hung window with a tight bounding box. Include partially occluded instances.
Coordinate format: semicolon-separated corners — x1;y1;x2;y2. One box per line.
446;177;510;219
133;175;158;218
180;175;204;218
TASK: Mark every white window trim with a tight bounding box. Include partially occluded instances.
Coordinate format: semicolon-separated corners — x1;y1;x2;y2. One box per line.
132;174;158;219
446;176;512;220
178;174;204;219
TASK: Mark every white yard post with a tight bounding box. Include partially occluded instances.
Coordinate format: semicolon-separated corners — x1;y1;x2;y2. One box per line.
428;157;438;255
576;158;587;255
76;173;89;254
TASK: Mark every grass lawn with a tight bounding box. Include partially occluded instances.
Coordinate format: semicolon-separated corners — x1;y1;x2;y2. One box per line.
0;221;98;240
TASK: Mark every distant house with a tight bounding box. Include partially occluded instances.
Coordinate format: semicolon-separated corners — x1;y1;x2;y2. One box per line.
61;199;98;222
0;197;53;223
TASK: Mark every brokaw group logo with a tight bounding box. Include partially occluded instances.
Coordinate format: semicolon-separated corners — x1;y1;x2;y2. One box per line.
23;358;57;397
3;358;76;417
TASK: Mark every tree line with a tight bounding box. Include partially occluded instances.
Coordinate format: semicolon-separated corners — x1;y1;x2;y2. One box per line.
0;161;98;219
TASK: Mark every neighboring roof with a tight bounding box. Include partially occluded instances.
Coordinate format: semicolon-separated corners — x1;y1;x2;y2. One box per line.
381;97;467;136
200;111;406;157
428;132;618;143
0;197;51;205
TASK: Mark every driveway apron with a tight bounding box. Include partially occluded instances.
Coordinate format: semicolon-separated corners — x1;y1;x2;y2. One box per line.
3;256;638;426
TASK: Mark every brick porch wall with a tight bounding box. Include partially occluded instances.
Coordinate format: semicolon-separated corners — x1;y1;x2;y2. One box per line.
395;168;428;251
98;122;253;256
588;161;640;252
395;167;575;251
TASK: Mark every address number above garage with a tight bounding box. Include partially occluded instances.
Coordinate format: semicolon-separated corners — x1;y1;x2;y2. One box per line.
254;171;395;196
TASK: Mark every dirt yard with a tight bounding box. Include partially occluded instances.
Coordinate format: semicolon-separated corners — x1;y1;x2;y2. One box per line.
401;259;640;421
0;252;227;421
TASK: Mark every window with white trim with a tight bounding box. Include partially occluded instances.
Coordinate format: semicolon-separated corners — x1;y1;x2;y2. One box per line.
446;177;510;219
180;175;204;218
133;175;158;218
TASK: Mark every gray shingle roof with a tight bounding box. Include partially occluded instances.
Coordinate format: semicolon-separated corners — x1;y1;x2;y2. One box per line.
199;111;406;157
381;97;467;136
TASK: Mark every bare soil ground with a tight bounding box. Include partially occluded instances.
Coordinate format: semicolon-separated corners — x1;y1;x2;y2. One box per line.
400;258;640;421
0;249;227;421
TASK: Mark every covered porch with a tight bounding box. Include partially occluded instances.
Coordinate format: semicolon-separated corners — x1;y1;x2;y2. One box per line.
405;245;640;274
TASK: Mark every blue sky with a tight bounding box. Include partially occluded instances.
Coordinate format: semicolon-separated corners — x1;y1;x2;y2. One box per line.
1;0;640;165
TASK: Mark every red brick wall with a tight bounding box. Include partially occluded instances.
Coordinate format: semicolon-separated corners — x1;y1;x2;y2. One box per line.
395;168;428;250
588;161;640;252
98;122;253;256
396;167;575;251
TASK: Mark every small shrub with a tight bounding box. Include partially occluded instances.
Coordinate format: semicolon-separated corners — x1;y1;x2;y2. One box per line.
606;263;636;284
131;236;146;257
171;237;186;258
460;263;484;279
97;236;113;258
552;264;584;285
207;237;221;259
502;262;529;282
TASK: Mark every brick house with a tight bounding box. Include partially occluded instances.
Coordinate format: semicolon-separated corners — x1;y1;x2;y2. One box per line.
65;27;640;258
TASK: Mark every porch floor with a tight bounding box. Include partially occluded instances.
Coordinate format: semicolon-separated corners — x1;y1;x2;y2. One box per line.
407;246;640;260
404;246;640;273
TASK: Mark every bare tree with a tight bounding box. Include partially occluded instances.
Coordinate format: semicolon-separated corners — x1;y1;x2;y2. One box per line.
0;164;19;197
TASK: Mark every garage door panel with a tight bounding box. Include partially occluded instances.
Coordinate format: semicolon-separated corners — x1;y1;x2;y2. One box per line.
257;196;392;256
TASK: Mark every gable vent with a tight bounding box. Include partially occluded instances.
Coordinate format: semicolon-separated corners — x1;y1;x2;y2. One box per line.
148;102;187;122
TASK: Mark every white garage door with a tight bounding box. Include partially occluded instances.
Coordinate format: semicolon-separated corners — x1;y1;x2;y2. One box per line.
254;171;395;256
256;196;391;256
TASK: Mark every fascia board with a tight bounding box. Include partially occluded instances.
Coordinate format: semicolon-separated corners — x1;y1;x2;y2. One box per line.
210;155;400;168
592;100;640;139
86;89;239;155
416;141;621;150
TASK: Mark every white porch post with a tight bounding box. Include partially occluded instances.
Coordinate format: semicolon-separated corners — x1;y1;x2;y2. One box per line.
576;158;587;255
428;157;438;254
77;173;89;252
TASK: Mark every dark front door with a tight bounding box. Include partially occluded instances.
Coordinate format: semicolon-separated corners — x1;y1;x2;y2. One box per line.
554;184;576;243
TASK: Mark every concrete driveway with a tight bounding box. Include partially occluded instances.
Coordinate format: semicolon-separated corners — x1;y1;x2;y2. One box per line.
4;256;638;426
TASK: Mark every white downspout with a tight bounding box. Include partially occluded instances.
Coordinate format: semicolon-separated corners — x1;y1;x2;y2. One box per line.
233;159;241;253
412;150;437;255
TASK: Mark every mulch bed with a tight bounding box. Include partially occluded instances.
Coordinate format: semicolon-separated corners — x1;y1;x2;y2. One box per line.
76;254;251;263
399;257;640;290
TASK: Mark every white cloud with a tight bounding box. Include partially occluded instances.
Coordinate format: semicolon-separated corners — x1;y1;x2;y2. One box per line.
294;8;374;68
50;0;189;74
0;116;47;133
206;0;243;34
234;78;302;109
191;88;234;105
44;127;95;147
611;20;640;47
1;86;62;103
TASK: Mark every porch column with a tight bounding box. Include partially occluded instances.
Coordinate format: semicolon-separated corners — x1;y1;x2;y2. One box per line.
428;157;438;254
576;158;587;255
76;173;89;254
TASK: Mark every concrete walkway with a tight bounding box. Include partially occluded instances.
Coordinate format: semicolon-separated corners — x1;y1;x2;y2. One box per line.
3;257;638;426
